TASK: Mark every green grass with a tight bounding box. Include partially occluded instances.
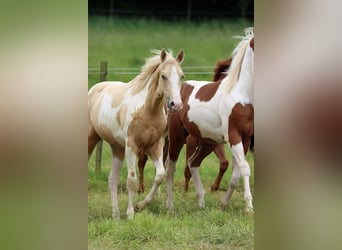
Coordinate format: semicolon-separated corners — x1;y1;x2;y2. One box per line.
88;144;254;250
88;17;254;249
88;17;253;88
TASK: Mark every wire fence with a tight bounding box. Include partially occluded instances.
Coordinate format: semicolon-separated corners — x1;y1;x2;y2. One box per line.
88;66;216;76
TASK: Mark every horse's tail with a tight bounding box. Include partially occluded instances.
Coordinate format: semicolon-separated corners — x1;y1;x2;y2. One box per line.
212;57;233;82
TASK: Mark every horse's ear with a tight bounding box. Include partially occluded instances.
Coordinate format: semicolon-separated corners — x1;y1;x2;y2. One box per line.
176;49;184;64
249;37;254;50
160;49;167;62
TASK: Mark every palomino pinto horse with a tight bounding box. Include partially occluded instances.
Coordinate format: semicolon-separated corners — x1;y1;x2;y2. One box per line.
165;28;254;212
88;49;185;219
137;58;232;193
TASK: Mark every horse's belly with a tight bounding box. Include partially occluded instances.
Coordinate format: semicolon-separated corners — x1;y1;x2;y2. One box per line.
187;107;224;143
94;122;126;147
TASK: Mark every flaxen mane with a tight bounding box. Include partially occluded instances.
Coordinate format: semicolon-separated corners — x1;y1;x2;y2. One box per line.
130;50;175;95
222;27;254;93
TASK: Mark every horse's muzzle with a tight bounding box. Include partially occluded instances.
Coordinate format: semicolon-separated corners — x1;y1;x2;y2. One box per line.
167;99;183;112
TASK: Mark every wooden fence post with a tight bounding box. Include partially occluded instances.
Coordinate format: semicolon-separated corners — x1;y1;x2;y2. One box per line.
95;61;108;174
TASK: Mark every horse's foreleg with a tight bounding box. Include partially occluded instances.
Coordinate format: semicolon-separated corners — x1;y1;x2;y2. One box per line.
125;145;138;219
220;157;240;210
165;115;187;210
211;144;229;191
136;140;165;210
225;141;253;212
137;152;148;193
108;146;124;219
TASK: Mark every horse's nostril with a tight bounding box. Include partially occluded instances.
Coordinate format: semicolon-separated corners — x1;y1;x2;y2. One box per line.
170;101;175;107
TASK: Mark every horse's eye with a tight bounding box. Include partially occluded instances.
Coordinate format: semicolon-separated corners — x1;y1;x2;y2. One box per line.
181;75;185;79
161;74;167;80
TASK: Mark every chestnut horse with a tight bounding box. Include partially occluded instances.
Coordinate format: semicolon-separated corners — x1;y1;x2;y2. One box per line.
137;58;232;193
165;28;254;212
88;49;185;219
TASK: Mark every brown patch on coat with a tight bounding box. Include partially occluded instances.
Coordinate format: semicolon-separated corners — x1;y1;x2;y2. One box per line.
116;104;127;127
228;103;254;152
194;57;232;102
179;83;202;139
195;82;220;102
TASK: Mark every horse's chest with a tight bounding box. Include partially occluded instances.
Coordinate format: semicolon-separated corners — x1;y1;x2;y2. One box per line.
128;113;166;148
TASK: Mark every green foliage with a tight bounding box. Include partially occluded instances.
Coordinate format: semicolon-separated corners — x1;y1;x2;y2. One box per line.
88;17;254;249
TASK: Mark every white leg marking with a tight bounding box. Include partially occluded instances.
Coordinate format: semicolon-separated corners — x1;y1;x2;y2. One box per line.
220;157;240;209
231;142;253;212
190;166;205;208
125;146;137;219
165;156;176;210
108;156;123;219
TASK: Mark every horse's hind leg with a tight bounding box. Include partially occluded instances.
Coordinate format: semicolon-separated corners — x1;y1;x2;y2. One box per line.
210;144;229;191
108;146;124;219
88;125;101;160
220;157;240;210
189;142;216;208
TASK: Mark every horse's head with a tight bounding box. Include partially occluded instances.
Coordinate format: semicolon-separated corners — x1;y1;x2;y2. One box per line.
246;36;254;77
246;28;254;73
157;49;185;112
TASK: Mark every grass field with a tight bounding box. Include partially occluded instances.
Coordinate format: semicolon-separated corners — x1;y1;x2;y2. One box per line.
88;17;254;249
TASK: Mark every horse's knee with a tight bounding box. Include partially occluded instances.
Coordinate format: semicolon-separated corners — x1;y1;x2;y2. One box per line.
127;176;138;191
240;161;251;177
229;175;239;188
220;160;229;171
155;172;165;185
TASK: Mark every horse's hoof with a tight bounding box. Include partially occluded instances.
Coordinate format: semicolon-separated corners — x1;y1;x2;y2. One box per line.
246;206;254;214
198;201;205;208
166;201;174;211
112;212;121;220
220;201;228;211
210;185;219;191
134;201;145;212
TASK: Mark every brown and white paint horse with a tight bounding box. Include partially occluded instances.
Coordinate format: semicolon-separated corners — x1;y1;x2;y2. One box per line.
165;28;254;212
88;49;185;219
183;58;233;192
137;58;232;194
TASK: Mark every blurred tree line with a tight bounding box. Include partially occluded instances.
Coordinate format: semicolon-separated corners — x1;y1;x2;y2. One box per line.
89;0;254;21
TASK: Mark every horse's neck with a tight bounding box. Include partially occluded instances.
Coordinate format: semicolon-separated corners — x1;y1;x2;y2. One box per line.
220;46;254;104
144;73;164;115
236;46;254;103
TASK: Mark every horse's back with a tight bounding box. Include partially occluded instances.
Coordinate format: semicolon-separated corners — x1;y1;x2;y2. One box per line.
88;81;130;147
88;81;129;110
88;81;127;99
